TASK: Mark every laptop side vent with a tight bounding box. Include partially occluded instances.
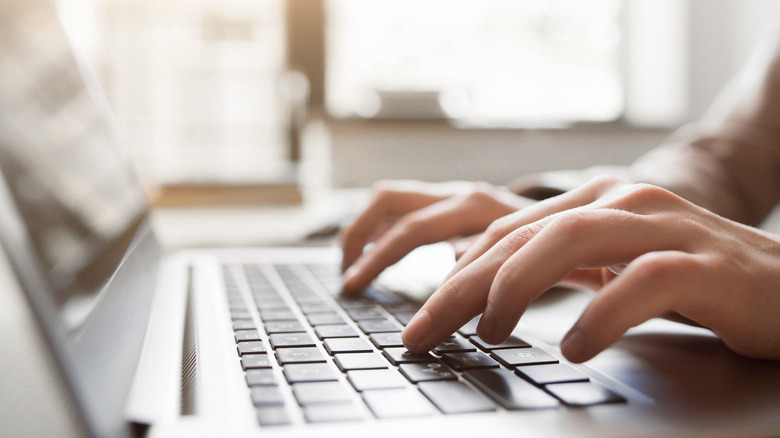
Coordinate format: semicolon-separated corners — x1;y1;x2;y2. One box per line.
180;267;198;415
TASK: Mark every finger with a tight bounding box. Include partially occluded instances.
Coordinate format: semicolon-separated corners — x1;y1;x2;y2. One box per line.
342;192;514;294
402;216;552;352
478;208;681;343
560;251;698;363
447;175;625;281
340;183;447;272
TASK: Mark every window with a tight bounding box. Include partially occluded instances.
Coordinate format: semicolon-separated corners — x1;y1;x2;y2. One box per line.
57;0;290;185
326;0;623;126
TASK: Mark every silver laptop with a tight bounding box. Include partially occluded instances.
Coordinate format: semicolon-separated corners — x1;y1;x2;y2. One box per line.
1;1;780;437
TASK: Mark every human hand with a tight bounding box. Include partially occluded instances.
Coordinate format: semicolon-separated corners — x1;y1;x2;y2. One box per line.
402;176;780;362
340;180;533;294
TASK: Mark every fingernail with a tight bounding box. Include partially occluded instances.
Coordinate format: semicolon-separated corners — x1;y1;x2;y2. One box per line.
477;304;497;342
561;327;589;363
342;266;359;290
402;310;431;351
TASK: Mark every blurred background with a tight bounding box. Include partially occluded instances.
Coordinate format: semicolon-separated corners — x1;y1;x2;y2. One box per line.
52;0;780;196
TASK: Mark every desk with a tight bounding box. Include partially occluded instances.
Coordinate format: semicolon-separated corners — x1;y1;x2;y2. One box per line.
149;188;364;249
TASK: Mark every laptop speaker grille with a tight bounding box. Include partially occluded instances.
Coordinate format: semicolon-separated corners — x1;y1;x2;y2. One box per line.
180;267;198;415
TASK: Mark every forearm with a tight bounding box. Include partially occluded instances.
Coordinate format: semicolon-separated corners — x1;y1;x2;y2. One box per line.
512;31;780;225
630;123;780;226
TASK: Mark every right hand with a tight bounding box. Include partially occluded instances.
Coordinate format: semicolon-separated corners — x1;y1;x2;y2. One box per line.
340;180;534;294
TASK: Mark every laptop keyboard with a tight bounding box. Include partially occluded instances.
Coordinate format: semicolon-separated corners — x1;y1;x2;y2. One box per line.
222;263;625;426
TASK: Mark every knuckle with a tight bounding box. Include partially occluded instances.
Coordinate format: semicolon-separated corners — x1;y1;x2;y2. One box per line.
623;183;676;204
631;252;672;277
546;209;594;240
629;251;692;293
497;222;542;256
485;216;514;240
436;277;467;303
395;212;426;236
465;182;498;203
584;174;626;192
370;179;398;199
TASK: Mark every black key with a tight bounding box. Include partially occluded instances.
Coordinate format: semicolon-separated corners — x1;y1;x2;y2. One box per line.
292;381;353;405
315;324;359;339
230;310;252;320
235;330;261;342
253;293;282;304
347;369;407;391
242;354;272;370
516;363;589;384
299;302;334;314
433;336;477;354
363;389;433;418
347;307;386;320
399;363;457;383
440;352;499;371
364;287;405;305
337;297;376;309
228;305;249;314
418;381;495;414
285;283;314;295
384;302;422;313
276;347;326;364
246;276;274;288
382;347;436;365
283;363;338;383
546;382;625;406
246;369;277;386
264;320;305;334
237;341;267;356
233;320;255;330
226;296;244;305
490;348;558;368
324;337;374;355
303;403;363;423
334;352;388;371
307;312;345;326
255;296;288;310
292;293;325;304
471;335;530;351
369;332;404;349
257;406;291;426
250;386;284;406
358;319;402;334
457;315;481;337
269;333;316;349
463;368;560;410
259;309;297;322
392;311;417;326
251;285;280;296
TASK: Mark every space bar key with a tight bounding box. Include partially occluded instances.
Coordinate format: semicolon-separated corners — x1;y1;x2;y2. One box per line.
463;368;560;410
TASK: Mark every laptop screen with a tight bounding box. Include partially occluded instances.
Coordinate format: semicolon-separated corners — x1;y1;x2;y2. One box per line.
0;0;147;325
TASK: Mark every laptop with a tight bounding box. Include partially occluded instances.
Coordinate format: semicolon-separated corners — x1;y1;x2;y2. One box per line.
1;1;780;437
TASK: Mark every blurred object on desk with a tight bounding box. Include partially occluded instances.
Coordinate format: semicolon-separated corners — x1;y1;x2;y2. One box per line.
147;166;303;207
148;182;302;207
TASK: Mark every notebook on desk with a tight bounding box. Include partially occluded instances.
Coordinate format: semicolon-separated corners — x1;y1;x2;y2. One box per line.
1;1;780;437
